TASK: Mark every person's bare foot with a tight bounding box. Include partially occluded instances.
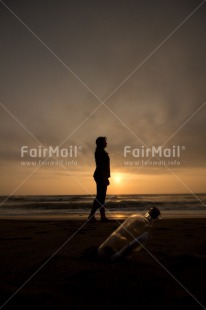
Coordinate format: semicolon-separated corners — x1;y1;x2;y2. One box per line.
88;216;97;222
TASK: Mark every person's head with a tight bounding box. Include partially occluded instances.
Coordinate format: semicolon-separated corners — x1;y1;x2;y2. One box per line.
96;136;107;149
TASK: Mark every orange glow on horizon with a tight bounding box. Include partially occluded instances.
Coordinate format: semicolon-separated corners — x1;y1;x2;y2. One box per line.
0;165;206;195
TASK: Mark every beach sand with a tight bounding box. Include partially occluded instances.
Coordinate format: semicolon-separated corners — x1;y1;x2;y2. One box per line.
0;215;206;310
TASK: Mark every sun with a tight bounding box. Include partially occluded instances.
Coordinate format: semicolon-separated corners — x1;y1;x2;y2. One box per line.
113;173;123;184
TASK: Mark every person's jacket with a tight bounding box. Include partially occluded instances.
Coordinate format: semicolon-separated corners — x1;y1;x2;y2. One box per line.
93;148;110;183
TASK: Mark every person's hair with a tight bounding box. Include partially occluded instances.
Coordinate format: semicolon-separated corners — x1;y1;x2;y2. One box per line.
96;136;107;148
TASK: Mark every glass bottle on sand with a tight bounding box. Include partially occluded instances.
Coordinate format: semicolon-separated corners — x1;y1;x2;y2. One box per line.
98;207;161;262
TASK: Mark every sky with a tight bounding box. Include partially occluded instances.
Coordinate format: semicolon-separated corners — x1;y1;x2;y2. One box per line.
0;0;206;195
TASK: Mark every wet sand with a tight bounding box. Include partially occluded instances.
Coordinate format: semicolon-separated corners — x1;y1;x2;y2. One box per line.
0;216;206;310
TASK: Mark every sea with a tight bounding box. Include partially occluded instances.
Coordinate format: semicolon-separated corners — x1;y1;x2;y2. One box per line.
0;194;206;219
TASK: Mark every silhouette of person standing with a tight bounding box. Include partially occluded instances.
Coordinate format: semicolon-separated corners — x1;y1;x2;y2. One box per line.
88;137;110;222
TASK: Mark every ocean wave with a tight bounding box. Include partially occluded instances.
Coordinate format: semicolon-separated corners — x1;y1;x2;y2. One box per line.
0;194;206;216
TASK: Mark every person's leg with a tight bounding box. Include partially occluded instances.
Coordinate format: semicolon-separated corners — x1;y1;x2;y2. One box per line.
89;181;108;221
97;183;107;221
88;182;102;220
88;198;98;220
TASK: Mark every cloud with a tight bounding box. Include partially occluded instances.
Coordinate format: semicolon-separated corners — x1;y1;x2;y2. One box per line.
0;0;205;193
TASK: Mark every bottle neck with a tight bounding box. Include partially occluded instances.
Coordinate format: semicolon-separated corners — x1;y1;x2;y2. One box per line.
145;213;155;224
